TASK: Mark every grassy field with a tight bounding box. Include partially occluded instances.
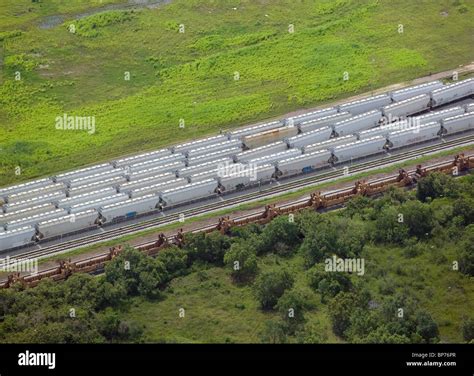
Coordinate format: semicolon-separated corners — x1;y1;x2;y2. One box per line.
1;0;473;185
125;252;341;343
122;205;473;344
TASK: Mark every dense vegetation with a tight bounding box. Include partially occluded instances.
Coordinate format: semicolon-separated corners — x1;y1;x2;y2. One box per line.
1;0;473;185
0;172;473;343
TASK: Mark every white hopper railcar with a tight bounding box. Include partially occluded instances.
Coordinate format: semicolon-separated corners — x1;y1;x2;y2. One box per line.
430;78;474;107
413;106;465;125
6;209;68;231
186;147;241;166
36;209;99;240
338;94;392;115
248;149;302;166
128;161;186;180
227;120;283;139
57;187;118;209
173;135;229;153
67;176;127;196
129;178;188;199
382;94;431;119
186;140;243;158
127;153;186;172
0;226;36;251
67;169;126;188
0;178;53;201
285;107;338;126
187;170;220;184
0;203;57;226
99;194;160;224
331;136;387;164
176;158;233;178
234;142;288;163
298;112;352;133
333;110;382;137
53;163;114;183
286;127;333;148
112;148;172;168
386;122;441;149
303;135;358;154
5;183;66;204
159;179;217;208
68;194;129;214
390;81;443;102
3;191;66;213
276;149;332;178
118;172;176;193
440;112;474;135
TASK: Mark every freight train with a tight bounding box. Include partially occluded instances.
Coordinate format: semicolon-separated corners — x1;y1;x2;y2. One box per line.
1;78;473;251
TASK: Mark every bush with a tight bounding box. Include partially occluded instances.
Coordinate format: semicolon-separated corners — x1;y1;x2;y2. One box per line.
275;289;311;334
458;225;474;276
184;231;231;266
254;269;294;310
156;246;189;280
224;240;259;283
259;215;302;256
416;172;460;202
372;206;409;244
105;247;168;298
68;10;135;38
308;263;352;301
461;317;474;342
400;201;435;238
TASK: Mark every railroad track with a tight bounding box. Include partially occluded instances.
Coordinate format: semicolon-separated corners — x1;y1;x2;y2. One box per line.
1;134;473;267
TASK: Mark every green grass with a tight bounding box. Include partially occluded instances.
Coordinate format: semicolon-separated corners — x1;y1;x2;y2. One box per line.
362;242;474;343
1;0;473;185
125;253;339;343
123;231;472;343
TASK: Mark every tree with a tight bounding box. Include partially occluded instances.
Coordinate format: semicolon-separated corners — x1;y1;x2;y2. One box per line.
184;231;231;265
373;206;409;244
105;247;168;298
96;308;143;342
401;200;435;238
254;268;294;310
295;321;328;344
357;325;411;344
300;218;339;267
223;240;258;283
461;317;474;342
415;310;439;343
458;225;474;276
275;289;310;334
259;215;301;256
333;217;367;257
328;292;359;338
453;198;474;226
416;172;460;202
156;246;189;280
260;320;288;344
344;195;372;219
308;263;352;302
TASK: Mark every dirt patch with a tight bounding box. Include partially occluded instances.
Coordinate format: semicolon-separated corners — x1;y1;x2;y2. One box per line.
38;0;172;29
